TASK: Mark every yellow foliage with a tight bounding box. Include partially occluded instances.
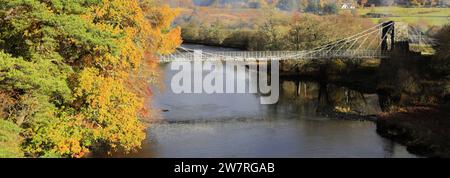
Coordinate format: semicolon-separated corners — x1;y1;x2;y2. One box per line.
76;68;145;153
143;3;183;54
334;106;352;113
74;0;181;154
158;27;183;55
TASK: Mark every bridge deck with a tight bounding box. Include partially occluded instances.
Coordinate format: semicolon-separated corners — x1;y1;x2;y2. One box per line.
159;50;388;62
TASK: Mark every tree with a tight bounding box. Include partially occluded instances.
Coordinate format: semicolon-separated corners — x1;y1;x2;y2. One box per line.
285;14;333;50
0;0;181;157
285;13;374;50
251;11;284;50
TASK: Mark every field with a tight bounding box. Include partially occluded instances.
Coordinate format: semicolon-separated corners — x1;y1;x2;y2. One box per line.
176;7;450;27
355;7;450;26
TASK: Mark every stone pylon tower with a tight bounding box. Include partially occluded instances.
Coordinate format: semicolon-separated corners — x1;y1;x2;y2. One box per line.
381;21;395;52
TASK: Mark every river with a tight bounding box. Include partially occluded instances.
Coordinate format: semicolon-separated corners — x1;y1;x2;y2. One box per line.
107;44;417;158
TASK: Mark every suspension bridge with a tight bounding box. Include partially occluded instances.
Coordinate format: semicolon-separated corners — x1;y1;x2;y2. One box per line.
159;21;435;62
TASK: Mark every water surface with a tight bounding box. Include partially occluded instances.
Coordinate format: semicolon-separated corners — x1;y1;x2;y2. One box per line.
110;44;417;158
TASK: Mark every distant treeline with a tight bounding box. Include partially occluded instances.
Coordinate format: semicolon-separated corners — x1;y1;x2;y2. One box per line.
161;0;449;10
181;13;376;50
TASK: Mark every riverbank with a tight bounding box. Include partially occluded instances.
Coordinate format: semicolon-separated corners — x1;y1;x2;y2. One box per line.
179;42;449;157
376;105;450;157
281;57;450;157
182;37;249;50
321;102;450;158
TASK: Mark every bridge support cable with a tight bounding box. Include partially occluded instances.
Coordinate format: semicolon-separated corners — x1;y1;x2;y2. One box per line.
302;22;392;55
355;32;374;51
308;23;385;51
329;27;385;57
159;22;396;62
290;22;396;60
296;25;384;59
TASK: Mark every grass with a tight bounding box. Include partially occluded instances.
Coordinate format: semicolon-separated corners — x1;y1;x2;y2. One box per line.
357;6;450;16
355;7;450;26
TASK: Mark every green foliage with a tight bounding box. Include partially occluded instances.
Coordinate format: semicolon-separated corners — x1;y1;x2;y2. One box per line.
0;52;72;100
0;0;119;61
0;51;71;125
0;51;82;158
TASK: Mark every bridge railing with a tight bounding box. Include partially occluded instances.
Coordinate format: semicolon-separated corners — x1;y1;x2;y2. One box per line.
158;50;388;62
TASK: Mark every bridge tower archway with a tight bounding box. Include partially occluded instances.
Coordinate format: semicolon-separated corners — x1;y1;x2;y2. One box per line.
381;21;395;52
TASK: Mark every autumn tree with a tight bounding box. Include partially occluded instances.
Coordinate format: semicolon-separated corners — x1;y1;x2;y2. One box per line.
250;10;285;50
286;14;333;50
285;13;374;50
0;0;181;157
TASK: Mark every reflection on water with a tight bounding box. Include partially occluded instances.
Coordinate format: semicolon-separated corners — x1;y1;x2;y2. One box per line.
129;120;411;158
104;44;417;158
279;81;382;116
